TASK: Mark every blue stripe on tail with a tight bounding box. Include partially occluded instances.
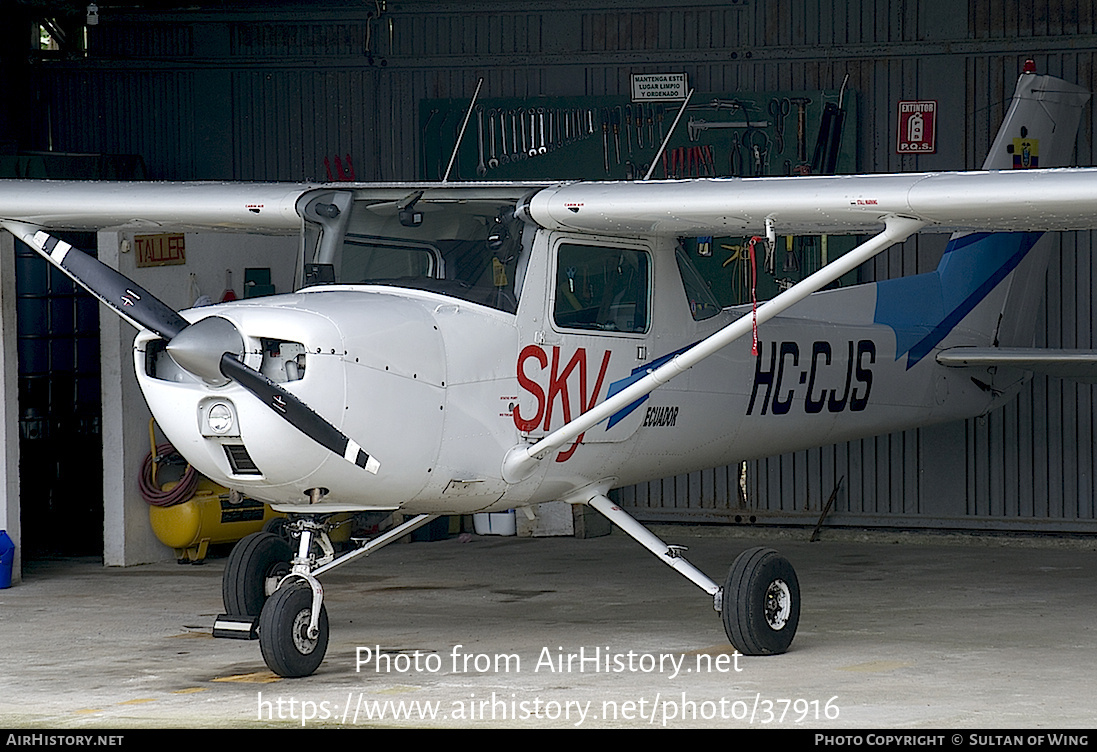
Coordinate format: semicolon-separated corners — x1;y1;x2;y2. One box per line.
873;231;1043;369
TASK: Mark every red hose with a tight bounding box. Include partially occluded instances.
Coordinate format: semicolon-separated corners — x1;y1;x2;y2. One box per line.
140;443;199;507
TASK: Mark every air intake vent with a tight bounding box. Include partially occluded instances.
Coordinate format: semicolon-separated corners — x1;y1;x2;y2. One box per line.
224;444;261;476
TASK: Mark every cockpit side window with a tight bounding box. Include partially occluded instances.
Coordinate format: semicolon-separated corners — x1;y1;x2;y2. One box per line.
675;246;722;321
553;243;650;334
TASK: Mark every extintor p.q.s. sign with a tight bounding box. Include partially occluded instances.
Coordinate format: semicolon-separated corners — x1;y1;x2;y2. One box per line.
897;100;937;154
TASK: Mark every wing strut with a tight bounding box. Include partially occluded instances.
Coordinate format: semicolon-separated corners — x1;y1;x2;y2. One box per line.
501;214;926;484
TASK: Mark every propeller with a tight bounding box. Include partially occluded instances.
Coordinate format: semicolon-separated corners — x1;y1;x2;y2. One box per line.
3;221;379;474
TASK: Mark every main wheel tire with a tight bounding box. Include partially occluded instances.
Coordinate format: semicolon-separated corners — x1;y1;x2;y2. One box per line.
222;532;292;616
722;547;800;655
259;582;329;678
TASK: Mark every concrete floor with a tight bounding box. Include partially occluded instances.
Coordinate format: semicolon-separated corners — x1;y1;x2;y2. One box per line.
0;525;1094;729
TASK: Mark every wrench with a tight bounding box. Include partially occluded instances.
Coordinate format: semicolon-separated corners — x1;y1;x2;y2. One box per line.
537;108;548;155
527;110;537;157
519;107;529;159
527;110;535;157
475;106;487;177
487;109;499;169
601;108;610;172
509;109;519;161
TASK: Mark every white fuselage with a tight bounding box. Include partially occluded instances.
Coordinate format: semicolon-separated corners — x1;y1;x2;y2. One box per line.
135;224;1001;515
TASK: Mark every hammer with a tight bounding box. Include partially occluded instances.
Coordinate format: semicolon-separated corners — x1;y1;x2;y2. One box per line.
789;97;812;164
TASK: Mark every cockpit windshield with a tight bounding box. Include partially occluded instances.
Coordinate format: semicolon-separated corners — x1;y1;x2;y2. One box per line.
302;190;530;314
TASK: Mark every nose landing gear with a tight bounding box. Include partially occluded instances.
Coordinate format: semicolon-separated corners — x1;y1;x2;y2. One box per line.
259;579;330;678
216;512;441;677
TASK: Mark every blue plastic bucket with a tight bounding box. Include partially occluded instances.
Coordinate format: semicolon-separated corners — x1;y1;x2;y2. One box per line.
0;531;14;589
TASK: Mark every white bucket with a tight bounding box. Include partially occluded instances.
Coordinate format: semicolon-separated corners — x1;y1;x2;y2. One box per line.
472;510;516;536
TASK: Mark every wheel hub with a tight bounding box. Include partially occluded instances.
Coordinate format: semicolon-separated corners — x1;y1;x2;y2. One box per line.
764;579;792;630
291;609;319;654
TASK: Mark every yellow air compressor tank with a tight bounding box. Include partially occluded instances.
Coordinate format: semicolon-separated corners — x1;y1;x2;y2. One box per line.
149;477;285;563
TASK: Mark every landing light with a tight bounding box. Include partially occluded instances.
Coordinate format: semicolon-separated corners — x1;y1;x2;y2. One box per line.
204;401;238;437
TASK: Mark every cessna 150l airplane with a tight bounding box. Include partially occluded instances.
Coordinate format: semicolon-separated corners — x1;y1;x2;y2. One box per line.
2;67;1097;677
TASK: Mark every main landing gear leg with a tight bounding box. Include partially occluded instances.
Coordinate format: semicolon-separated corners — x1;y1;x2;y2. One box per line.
217;512;440;678
585;494;799;656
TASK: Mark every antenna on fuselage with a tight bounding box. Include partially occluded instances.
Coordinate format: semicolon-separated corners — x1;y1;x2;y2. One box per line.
441;77;484;183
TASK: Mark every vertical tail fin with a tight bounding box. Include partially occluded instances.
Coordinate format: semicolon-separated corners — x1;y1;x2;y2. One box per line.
874;69;1090;368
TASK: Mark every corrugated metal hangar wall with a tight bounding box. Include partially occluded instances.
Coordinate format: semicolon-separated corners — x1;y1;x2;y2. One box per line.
17;0;1097;533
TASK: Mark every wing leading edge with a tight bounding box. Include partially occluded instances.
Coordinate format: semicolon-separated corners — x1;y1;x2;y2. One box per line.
0;180;314;233
8;169;1097;238
518;167;1097;238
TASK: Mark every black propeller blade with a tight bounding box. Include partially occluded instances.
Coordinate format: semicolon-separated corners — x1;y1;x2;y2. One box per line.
4;221;379;474
10;224;189;340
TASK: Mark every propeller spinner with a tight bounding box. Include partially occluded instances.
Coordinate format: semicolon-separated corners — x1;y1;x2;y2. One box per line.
3;221;379;474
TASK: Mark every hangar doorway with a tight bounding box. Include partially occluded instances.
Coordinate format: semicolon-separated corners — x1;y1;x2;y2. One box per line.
15;232;103;559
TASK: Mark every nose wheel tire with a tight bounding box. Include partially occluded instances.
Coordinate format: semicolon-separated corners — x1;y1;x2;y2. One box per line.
722;547;800;655
222;532;292;616
259;582;330;678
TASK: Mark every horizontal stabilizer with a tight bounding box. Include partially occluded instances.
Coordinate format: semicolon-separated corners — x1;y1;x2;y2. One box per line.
936;347;1097;383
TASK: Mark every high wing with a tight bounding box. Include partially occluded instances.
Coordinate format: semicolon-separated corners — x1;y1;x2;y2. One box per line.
2;74;1093;237
5;168;1097;237
524;71;1095;238
520;167;1097;237
0;181;313;232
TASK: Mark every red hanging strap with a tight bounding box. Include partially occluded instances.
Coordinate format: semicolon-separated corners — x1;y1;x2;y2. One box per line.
747;236;762;356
